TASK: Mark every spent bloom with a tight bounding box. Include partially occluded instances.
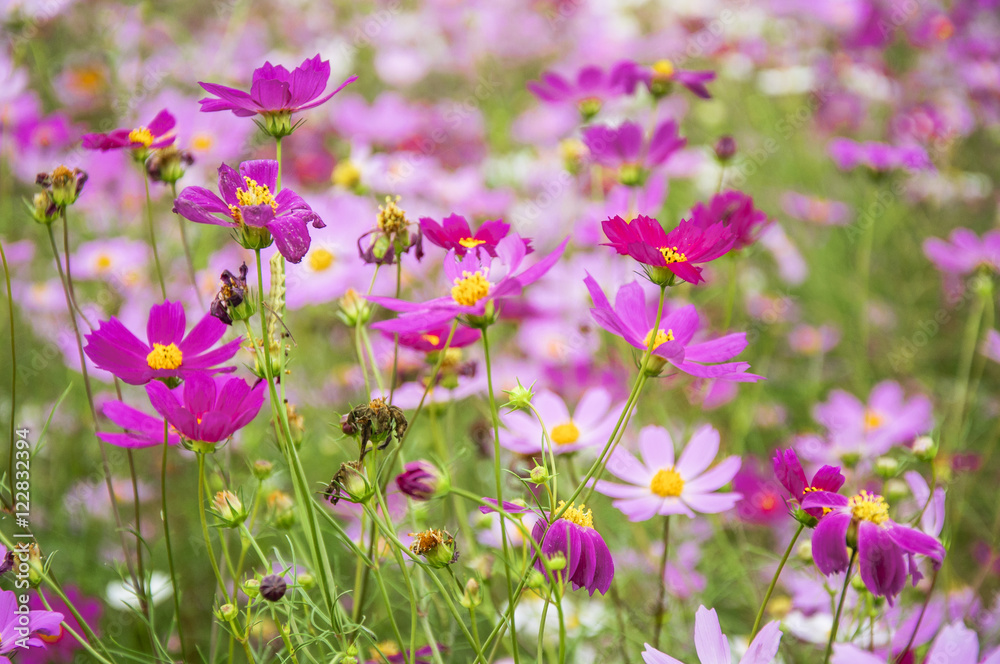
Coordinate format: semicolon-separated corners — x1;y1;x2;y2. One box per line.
198;54;357;137
595;424;741;521
419;214;530;258
146;373;265;451
642;606;782;664
803;489;946;603
582;119;686;185
81;108;176;157
173;160;325;263
602;215;734;285
585;275;762;382
500;387;622;456
84;300;242;385
369;234;567;333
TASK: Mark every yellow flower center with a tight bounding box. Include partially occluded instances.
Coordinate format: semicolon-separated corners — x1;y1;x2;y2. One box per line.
235;176;278;208
332;160;361;188
803;486;832;514
550;422;580;445
451;270;490;306
643;328;675;350
191;133;214;151
863;409;883;432
459;237;486;249
659;246;688;264
96;254;112;270
308;248;335;272
146;342;183;370
652;59;676;79
849;490;890;525
128;127;154;147
649;468;684;497
557;501;594;529
422;333;441;346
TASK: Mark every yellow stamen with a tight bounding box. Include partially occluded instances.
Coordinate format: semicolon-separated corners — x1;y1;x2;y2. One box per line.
550;422;580;445
146;343;183;370
643;328;675;349
96;254;112;270
557;501;594;529
128;127;153;147
422;334;441;346
235;176;278;209
191;133;214;151
804;486;832;514
848;490;890;525
863;409;883;432
649;468;684;497
652;59;675;78
451;270;490;306
659;246;688;264
308;248;335;272
459;237;486;249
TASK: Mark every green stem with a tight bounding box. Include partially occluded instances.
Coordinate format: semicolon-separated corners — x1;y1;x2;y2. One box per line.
556;588;567;664
481;326;521;664
945;279;989;451
1;238;15;509
197;452;231;604
750;522;804;639
275;137;283;191
160;421;188;658
824;550;857;664
652;515;671;649
143;170;167;299
37;590;116;664
389;259;403;401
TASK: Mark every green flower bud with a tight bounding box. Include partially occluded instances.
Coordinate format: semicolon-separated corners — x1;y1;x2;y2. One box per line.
217;603;239;621
874;456;900;479
252;460;274;480
212;490;248;528
243;579;261;598
503;379;536;411
459;578;481;609
409;529;458;568
912;436;937;462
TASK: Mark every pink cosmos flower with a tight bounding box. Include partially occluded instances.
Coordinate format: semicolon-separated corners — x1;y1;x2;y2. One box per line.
146;373;265;445
642;606;782;664
198;54;357;120
828;138;933;172
499;387;622;456
82;109;175;152
23;586;101;664
594;425;742;521
809;381;933;464
0;588;64;662
584;275;762;382
97;401;182;449
480;499;614;596
582;120;686;182
834;622;1000;664
616;60;717;99
772;448;845;519
369;234;568;334
173;159;324;263
780;192;851;226
84;301;242;385
419;214;530;258
527;63;633;118
923;228;1000;276
802;489;945;603
689;191;771;251
732;463;786;525
601;215;734;285
389;326;481;352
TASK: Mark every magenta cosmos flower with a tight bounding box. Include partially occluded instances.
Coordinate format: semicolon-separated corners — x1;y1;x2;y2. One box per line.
369;234;567;333
480;499;614;596
81;109;175;153
145;373;265;448
582;119;686;185
828;138;933;172
602;215;734;285
642;606;781;664
97;401;182;449
419;214;531;258
199;55;357;135
500;387;622;456
0;588;64;662
585;275;762;382
802;489;945;603
395;461;446;501
595;424;741;521
389;325;481;352
527;62;633;119
173;160;324;263
84;301;242;385
689;191;771;251
23;586;102;664
772;448;845;520
924;228;1000;276
834;622;1000;664
617;60;716;99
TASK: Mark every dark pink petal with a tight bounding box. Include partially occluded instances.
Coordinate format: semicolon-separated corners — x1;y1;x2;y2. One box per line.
801;491;850;510
250;78;291;110
182;373;217;415
885;522;946;563
146;301;186;346
217;163;244;206
181;337;242;370
239;160;279;192
811;465;846;493
858;521;906;602
267;214;312;263
241;204;276;228
146;109;175;136
172;186;235;226
811;512;852;575
773;449;807;498
295;74;359;112
145;381;183;421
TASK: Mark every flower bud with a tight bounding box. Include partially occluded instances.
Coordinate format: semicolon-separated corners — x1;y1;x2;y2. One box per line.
528;465;551;485
41;165;88;207
545;552;567;572
217;603;239;621
324;461;374;505
298;573;315;590
874;456;900;479
252;460;274;480
285;401;305;448
212;490;248;527
525;569;546;590
26;543;43;587
618;163;646;187
503;379;535;411
146;146;193;184
336;288;373;327
795;540;812;563
912;436;937;462
26;191;59;224
243;578;261;598
459;578;481;609
395;460;448;501
559;138;587;175
267;490;296;529
409;529;458;568
260;574;287;602
714;135;737;162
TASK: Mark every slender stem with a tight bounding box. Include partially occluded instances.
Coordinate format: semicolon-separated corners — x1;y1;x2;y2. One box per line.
556;587;567;664
652;515;671;649
750;522;804;639
275;137;283;192
37;590;116;664
898;567;939;660
389;259;403;401
161;420;188;658
481;326;521;664
945;279;988;451
60;210;93;329
857;189;879;373
197;452;231;604
824;550;858;664
143;171;167;299
170;181;202;306
1;238;15;509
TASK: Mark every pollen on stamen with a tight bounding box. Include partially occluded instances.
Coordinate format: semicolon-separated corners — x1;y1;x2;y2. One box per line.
649;468;684;497
458;237;486;249
643;328;675;349
659;246;688;264
451;271;490;306
848;490;890;525
235;176;278;210
128;126;154;147
557;501;594;529
146;342;183;370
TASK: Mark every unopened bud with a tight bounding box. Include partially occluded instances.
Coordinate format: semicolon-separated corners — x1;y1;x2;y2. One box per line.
503;379;535;411
874;456;900;479
212;490;247;527
218;603;239;621
714;135;737;162
243;579;261;598
459;578;481;609
912;436;937;462
260;574;287;602
252;459;274;480
529;465;551;485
